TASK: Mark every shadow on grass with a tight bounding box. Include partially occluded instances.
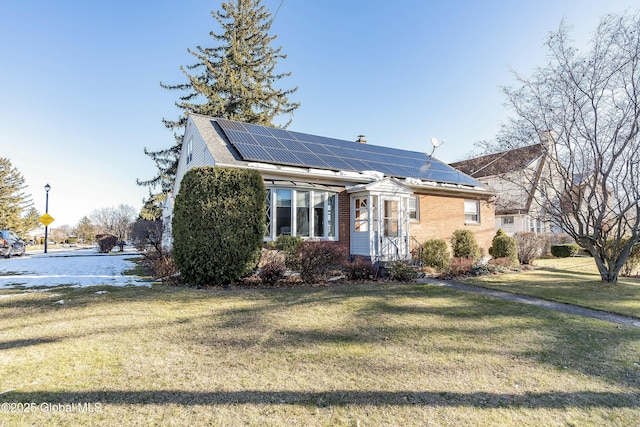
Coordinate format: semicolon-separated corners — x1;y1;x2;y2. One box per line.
3;389;639;408
0;338;57;350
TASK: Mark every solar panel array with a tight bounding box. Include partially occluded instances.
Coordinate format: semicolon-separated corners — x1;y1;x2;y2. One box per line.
215;118;480;187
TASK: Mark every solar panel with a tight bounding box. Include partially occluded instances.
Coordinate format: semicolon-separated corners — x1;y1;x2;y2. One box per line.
216;118;481;186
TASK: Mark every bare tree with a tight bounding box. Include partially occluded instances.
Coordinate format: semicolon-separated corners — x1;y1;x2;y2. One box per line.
90;204;137;250
497;12;640;283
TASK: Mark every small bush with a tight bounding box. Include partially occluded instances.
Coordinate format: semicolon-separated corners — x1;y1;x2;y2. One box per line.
489;230;518;265
259;260;286;286
387;261;418;281
514;232;547;264
294;241;345;283
550;244;579;258
470;264;489;276
142;251;178;282
488;257;514;268
450;229;481;260
343;257;376;280
446;257;475;277
421;239;450;271
96;234;118;253
273;235;303;252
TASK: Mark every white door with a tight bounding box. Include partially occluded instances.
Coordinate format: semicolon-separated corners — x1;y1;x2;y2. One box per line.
378;196;410;261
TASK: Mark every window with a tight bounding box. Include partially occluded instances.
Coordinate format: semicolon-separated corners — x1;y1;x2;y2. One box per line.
186;138;193;164
501;216;514;225
313;192;324;237
529;217;543;233
354;197;369;232
464;200;480;223
383;200;399;237
408;196;419;221
266;188;337;240
296;191;310;237
264;190;272;237
276;189;292;235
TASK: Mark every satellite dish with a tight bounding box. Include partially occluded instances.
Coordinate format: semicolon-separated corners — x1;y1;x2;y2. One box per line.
431;137;445;148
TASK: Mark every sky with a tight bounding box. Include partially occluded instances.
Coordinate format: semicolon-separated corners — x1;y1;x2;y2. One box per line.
1;0;638;227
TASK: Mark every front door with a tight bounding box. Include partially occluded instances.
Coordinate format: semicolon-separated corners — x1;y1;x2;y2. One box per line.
378;196;409;261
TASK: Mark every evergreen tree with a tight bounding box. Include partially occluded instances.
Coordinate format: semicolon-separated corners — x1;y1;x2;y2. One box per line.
74;216;96;243
0;157;33;232
139;0;299;219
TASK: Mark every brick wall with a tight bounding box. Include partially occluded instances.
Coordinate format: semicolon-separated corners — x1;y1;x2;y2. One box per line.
337;190;350;256
410;193;495;256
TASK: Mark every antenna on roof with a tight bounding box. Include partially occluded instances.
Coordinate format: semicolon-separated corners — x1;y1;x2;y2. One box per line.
421;137;446;172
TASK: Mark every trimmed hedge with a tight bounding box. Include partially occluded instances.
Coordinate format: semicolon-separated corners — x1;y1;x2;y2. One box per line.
489;229;518;264
450;229;481;260
421;238;450;271
550;243;579;258
172;167;266;286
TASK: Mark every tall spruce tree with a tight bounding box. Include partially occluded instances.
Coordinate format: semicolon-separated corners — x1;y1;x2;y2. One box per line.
0;157;34;232
139;0;299;219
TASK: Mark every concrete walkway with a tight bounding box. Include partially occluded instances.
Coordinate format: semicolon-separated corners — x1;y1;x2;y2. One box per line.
419;278;640;328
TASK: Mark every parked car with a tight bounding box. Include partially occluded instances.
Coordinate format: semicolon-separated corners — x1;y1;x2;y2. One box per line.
0;230;26;258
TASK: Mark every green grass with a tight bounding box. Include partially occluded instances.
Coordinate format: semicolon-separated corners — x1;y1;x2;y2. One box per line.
462;257;640;318
0;281;639;426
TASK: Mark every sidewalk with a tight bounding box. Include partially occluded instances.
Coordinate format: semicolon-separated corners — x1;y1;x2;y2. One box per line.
419;278;640;328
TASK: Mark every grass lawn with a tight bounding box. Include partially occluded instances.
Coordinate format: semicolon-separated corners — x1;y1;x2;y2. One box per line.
0;281;639;426
462;257;640;319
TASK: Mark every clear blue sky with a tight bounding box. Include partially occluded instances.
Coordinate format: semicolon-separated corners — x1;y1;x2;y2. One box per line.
1;0;637;226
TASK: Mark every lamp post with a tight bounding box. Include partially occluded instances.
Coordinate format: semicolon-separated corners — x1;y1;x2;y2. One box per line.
44;184;51;254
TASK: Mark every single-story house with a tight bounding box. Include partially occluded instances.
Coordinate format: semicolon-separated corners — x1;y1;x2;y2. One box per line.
163;114;496;262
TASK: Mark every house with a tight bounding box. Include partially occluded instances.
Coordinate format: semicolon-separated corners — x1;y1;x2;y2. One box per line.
450;137;559;236
163;113;496;262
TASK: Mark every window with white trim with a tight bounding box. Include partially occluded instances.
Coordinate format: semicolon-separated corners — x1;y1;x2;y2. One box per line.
464;200;480;223
266;188;338;240
408;196;419;221
354;197;369;232
186;138;193;164
501;216;514;225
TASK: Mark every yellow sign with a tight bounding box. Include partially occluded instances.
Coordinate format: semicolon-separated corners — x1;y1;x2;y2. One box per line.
39;213;55;227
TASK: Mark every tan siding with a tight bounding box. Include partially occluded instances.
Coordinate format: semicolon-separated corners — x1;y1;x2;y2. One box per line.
410;193;495;256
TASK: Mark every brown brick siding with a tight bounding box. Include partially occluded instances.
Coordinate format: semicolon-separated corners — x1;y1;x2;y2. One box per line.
337;190;350;256
409;193;495;256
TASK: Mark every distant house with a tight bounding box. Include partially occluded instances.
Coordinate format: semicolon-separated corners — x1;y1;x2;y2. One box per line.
163;114;496;262
450;137;559;236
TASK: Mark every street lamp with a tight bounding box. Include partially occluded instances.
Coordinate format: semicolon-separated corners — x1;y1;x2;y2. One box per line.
44;184;51;254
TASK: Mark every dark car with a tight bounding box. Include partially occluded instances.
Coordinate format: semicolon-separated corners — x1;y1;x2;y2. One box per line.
0;230;26;258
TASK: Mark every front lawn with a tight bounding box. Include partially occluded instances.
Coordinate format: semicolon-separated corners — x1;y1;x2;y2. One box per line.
0;282;639;426
463;257;640;318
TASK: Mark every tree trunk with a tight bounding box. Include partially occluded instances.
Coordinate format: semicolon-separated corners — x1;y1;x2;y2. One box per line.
592;253;619;283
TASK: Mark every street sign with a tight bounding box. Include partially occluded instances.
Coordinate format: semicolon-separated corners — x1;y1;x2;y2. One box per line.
39;213;55;227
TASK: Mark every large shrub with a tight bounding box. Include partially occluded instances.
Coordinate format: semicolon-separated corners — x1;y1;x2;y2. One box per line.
96;234;118;253
421;238;450;271
294;241;345;283
172;167;266;286
550;243;579;258
450;229;481;260
488;229;518;265
513;232;547;264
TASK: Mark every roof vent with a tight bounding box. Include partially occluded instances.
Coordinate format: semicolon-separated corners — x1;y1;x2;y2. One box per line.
356;135;367;144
